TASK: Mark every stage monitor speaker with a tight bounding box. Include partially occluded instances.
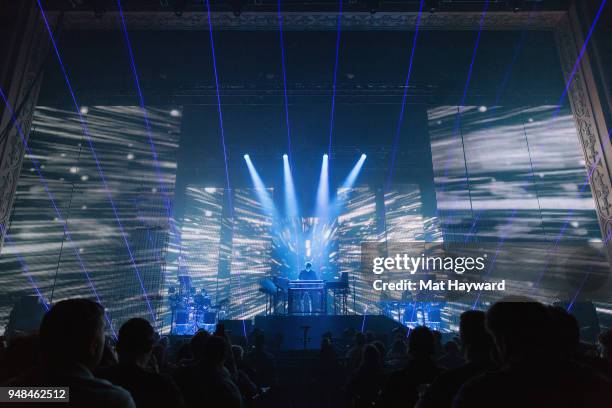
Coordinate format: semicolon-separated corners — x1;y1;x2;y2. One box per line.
553;300;601;343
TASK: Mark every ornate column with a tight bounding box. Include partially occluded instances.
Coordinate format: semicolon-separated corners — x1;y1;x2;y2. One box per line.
0;3;51;251
554;6;612;245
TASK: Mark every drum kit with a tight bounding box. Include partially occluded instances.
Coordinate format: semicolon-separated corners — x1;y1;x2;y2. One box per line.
169;280;227;335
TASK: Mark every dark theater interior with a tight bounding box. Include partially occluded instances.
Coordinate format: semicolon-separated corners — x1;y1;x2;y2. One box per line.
0;1;611;407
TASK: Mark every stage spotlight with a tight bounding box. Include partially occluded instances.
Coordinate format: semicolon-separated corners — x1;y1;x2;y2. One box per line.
245;155;276;216
283;153;298;218
341;153;367;190
170;109;181;117
316;154;330;220
79;106;89;115
478;105;488;113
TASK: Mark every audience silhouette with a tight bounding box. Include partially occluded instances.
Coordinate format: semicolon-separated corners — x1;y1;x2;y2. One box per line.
4;299;135;407
97;318;184;408
379;326;443;408
174;334;243;408
453;299;612;408
346;344;384;408
1;297;611;408
417;310;496;408
243;333;276;388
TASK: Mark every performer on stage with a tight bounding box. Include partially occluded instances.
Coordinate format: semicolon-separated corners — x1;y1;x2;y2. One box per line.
299;262;318;280
298;262;317;314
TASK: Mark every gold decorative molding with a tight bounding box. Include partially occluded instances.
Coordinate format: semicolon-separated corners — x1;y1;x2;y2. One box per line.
554;13;612;244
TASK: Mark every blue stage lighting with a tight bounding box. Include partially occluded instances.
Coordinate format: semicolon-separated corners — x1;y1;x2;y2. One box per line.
316;154;330;220
245;155;276;216
283;154;299;218
342;154;367;189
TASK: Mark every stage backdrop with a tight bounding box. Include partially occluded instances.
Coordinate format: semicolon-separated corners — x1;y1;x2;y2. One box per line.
0;106;181;334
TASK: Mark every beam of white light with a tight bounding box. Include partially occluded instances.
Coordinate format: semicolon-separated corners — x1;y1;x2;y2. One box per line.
331;153;367;216
316;154;330;220
244;155;276;216
283;154;299;218
342;154;367;190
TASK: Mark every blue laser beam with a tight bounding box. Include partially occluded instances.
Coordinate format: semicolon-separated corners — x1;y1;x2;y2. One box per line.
462;2;540;243
36;0;155;322
554;0;608;119
460;1;607;308
433;0;489;241
277;0;293;165
493;2;538;106
203;0;245;339
203;0;233;215
327;0;343;159
116;0;180;239
472;0;608;299
0;86;117;338
385;0;425;191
